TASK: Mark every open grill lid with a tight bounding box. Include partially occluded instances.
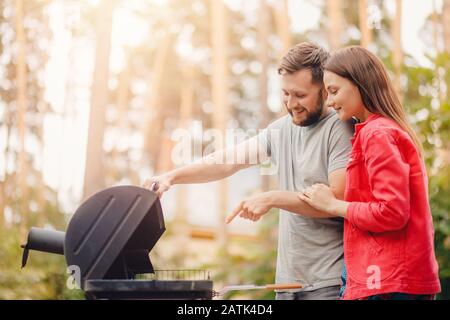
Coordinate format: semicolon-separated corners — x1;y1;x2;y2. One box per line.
22;186;165;287
65;185;165;283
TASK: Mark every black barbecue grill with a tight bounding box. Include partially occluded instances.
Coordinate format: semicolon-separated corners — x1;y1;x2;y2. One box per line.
21;185;213;300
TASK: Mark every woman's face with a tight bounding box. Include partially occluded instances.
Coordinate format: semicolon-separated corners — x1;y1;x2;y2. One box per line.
323;71;367;121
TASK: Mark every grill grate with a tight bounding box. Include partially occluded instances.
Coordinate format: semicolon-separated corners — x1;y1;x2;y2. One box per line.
135;269;211;281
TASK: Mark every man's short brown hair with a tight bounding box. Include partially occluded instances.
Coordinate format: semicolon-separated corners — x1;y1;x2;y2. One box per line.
278;42;330;84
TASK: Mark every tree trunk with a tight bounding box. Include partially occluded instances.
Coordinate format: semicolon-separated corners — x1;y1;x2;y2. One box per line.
141;32;172;173
432;0;445;103
0;105;11;228
258;0;271;192
273;0;292;59
36;93;48;227
82;0;114;200
359;0;372;48
179;65;194;130
109;50;131;184
211;0;229;251
272;0;291;117
432;0;440;53
327;0;343;51
15;0;28;237
443;0;450;54
0;180;4;228
391;0;403;101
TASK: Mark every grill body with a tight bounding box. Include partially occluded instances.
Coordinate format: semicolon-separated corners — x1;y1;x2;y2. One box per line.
84;280;213;300
21;186;212;300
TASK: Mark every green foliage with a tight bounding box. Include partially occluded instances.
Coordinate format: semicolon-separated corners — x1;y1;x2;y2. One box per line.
402;51;450;299
211;208;278;300
0;179;84;299
0;226;84;300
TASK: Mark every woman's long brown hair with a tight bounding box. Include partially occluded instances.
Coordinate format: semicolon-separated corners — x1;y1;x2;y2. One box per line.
324;46;422;154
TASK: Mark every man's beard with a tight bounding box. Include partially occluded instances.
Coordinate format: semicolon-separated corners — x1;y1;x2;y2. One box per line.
287;95;324;127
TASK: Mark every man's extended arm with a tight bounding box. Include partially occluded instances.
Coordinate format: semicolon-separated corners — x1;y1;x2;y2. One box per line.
226;168;346;222
142;136;268;197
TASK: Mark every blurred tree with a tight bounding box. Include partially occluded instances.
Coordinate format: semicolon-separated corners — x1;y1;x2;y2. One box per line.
82;0;114;200
273;0;292;60
0;196;83;299
326;0;343;50
141;29;174;173
109;50;131;184
358;0;372;48
0;0;52;234
258;0;272;192
391;0;403;101
257;0;271;130
401;0;450;298
14;0;29;239
272;0;291;119
210;0;230;254
431;0;444;104
443;0;450;53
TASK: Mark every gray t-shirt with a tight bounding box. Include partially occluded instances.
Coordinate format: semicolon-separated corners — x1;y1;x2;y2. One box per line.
258;110;354;292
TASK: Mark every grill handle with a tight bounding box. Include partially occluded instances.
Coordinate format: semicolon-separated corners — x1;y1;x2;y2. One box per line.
21;227;65;268
264;283;303;290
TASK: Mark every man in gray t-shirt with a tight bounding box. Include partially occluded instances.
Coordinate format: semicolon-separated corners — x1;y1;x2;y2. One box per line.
259;110;353;298
143;43;353;300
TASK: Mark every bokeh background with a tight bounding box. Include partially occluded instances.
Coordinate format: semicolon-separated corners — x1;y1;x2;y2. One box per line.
0;0;449;299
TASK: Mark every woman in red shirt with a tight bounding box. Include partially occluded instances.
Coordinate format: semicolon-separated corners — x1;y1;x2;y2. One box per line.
298;46;441;300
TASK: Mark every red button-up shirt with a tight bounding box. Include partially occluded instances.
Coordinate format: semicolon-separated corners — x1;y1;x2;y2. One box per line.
343;114;441;300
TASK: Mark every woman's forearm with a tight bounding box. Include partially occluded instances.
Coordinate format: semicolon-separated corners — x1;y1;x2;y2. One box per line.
328;199;349;218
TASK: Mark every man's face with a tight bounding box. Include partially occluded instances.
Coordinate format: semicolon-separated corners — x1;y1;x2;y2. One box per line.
281;69;325;127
